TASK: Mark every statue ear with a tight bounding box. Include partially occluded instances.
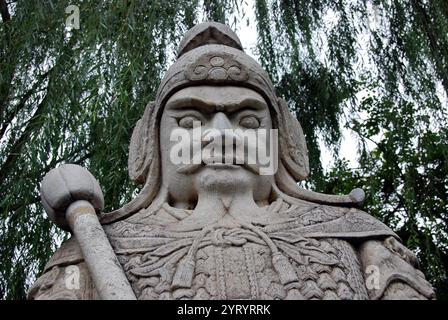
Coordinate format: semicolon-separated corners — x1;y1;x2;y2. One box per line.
128;101;156;184
277;98;310;181
101;101;160;224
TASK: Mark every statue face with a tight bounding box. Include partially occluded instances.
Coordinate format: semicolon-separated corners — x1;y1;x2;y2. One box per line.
159;85;275;208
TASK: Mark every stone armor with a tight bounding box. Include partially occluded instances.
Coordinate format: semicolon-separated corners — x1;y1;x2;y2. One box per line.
30;196;433;299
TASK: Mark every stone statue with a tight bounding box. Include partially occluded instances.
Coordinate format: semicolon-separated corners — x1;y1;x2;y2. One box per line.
29;22;435;300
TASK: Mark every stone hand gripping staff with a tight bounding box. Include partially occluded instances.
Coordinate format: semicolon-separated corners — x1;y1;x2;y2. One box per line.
40;164;136;299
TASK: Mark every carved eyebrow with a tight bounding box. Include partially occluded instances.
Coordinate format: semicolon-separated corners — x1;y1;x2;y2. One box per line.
166;97;216;112
166;96;268;113
229;98;268;112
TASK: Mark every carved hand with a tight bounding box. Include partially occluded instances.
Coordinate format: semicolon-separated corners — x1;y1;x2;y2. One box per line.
40;164;136;300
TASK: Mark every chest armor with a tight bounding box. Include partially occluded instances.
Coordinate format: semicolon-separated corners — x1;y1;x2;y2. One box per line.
116;236;369;300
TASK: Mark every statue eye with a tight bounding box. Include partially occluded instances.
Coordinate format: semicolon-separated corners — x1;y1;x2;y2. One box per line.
239;116;260;129
178;116;201;128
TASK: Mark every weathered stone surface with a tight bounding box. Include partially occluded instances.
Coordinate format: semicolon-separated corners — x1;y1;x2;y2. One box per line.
29;22;435;300
41;164;104;230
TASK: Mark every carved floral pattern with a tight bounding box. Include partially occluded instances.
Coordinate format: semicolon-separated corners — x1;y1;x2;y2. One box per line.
186;54;249;82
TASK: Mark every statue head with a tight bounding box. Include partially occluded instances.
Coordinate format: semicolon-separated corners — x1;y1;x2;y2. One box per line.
101;22;311;223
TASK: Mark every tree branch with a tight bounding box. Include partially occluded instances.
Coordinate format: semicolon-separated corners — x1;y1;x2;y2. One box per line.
0;0;10;22
0;93;49;183
411;0;448;97
0;71;50;140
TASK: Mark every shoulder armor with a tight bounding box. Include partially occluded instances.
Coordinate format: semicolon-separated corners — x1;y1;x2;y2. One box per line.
43;237;84;273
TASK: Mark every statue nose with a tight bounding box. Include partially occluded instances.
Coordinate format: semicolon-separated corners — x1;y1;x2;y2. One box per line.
210;112;232;131
202;112;240;148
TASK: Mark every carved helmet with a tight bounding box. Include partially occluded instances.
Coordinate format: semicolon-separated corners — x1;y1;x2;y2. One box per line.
129;22;309;182
100;22;321;223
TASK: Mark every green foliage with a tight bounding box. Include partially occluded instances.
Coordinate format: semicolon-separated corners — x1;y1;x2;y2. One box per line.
1;0;447;299
254;0;448;297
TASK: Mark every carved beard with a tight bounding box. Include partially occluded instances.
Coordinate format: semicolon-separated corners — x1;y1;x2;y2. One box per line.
166;166;274;232
197;166;254;194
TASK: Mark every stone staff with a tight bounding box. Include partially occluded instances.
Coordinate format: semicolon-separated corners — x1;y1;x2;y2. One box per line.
40;164;136;300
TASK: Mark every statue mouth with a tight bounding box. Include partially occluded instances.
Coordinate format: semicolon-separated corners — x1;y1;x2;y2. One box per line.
176;157;260;175
204;163;240;169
